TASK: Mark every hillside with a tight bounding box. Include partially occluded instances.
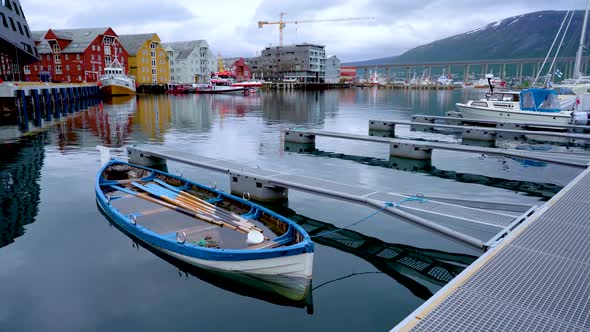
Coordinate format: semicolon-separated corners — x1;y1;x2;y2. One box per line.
346;10;587;66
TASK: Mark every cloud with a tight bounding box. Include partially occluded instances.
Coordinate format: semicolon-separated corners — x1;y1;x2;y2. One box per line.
20;0;587;62
66;0;193;27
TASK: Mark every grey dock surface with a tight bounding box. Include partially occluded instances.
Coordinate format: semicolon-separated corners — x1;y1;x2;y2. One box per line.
127;145;532;249
286;128;590;168
370;119;590;141
394;166;590;331
411;114;590;131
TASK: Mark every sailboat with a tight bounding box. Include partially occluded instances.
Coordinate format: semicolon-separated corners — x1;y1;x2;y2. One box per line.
554;2;590;96
457;7;590;125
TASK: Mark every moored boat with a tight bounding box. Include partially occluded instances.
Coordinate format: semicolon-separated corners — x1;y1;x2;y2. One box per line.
456;88;575;125
95;160;314;295
99;60;136;96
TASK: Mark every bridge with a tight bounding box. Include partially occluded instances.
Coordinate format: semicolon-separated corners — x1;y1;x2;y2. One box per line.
351;56;590;81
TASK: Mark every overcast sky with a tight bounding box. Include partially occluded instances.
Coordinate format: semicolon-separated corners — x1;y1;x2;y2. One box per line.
23;0;586;61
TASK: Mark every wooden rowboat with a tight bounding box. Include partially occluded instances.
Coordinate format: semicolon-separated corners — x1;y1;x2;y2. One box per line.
95;160;314;297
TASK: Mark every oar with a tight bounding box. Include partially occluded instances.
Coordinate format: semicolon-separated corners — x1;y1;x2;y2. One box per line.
151;180;262;232
110;184;244;234
131;182;260;236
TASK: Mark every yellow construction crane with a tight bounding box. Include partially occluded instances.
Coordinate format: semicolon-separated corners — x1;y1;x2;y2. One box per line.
258;13;375;47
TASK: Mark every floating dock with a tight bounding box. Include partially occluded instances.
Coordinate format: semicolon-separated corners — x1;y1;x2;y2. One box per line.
283;129;590;168
368;119;590;145
394;166;590;331
126;145;534;249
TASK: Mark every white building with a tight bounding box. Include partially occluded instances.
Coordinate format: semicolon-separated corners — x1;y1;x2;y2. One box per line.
325;55;341;83
163;40;216;84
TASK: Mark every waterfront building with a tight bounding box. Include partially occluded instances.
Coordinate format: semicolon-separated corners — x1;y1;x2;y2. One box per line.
118;33;170;86
340;66;357;82
24;27;129;83
0;0;38;81
163;40;215;84
246;43;326;82
325;56;341;83
227;57;252;81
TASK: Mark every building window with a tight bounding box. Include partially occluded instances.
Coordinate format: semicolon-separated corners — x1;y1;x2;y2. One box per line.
99;65;102;71
104;45;111;55
91;54;94;60
52;43;60;53
76;54;80;60
23;65;30;74
56;65;62;74
97;45;100;51
92;64;95;71
16;21;23;35
8;17;16;31
92;45;95;51
105;56;111;65
152;68;156;75
66;75;70;81
152;75;157;83
77;64;81;70
12;1;20;15
54;54;61;64
151;50;156;58
78;75;82;81
66;64;70;71
65;54;69;60
150;43;156;49
151;59;156;66
40;65;43;71
1;13;8;28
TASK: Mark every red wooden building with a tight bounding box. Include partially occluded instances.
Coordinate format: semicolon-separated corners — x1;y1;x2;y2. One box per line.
23;27;128;83
229;57;252;81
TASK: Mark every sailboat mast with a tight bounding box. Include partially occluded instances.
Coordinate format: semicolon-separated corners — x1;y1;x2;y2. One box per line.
574;0;590;78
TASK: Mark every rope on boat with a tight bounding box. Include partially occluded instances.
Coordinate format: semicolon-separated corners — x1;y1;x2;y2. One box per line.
310;194;427;238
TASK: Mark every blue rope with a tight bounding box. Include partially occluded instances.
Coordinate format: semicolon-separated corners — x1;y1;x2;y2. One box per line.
311;194;427;238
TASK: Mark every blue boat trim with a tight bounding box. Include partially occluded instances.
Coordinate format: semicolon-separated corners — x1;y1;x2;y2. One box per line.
96;160;314;262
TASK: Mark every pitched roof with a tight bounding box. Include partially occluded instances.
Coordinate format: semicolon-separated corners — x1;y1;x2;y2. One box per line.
118;33;154;56
162;40;208;60
32;27;111;54
31;31;45;43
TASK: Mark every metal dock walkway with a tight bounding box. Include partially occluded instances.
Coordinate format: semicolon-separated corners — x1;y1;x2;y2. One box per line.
394;166;590;331
284;129;590;168
127;145;533;249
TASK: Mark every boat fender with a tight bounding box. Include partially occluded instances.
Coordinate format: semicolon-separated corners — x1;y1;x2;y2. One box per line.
573;111;590;125
242;192;251;201
130;214;137;225
247;230;264;245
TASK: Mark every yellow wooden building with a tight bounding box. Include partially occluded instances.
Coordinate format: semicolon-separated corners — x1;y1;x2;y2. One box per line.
118;33;170;85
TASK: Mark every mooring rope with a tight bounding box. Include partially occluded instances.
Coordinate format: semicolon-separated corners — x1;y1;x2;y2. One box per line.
310;194;427;238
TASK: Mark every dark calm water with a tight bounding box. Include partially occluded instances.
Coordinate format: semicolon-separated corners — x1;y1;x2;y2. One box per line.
0;88;583;331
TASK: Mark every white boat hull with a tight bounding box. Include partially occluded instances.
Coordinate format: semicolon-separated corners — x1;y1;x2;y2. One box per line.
457;103;573;125
99;77;136;95
195;85;247;94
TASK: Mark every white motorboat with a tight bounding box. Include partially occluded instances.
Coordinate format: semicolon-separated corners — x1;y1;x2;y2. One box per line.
456;87;575;125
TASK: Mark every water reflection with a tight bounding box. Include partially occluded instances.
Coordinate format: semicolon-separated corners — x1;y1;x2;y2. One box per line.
287;147;560;199
0;133;45;248
272;207;477;300
135;96;172;141
87;98;136;147
262;91;338;125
